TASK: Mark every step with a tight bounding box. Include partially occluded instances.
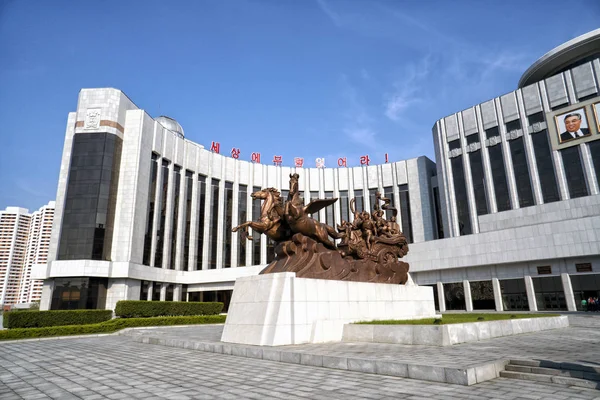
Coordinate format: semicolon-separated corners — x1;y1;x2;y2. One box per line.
509;359;600;375
505;364;600;381
500;371;600;390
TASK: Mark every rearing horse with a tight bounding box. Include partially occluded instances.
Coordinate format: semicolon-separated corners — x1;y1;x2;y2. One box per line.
232;188;290;242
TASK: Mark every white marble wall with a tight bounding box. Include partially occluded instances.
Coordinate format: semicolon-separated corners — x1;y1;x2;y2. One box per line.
434;58;600;237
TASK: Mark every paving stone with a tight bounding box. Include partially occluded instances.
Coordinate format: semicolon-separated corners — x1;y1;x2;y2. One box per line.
0;315;599;399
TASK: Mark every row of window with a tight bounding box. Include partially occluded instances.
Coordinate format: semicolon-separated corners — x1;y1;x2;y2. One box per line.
450;116;600;235
426;273;599;312
141;154;417;270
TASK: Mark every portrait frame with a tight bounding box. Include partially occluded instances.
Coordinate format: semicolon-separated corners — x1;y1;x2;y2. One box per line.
554;107;592;144
593;101;600;133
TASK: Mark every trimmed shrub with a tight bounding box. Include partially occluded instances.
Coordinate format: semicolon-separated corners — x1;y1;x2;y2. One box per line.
115;301;223;318
4;310;113;329
0;315;226;341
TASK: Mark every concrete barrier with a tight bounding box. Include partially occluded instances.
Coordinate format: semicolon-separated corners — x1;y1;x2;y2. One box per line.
342;316;569;346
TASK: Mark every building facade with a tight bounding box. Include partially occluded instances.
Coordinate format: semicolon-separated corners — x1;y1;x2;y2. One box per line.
407;29;600;312
0;207;31;308
37;29;600;313
35;89;440;311
0;202;55;308
20;201;55;303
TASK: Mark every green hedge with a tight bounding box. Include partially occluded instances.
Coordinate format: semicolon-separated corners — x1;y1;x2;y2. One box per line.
4;310;113;329
115;301;223;318
0;315;226;341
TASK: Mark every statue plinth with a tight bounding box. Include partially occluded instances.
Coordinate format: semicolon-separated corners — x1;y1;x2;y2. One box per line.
221;272;438;346
260;234;409;284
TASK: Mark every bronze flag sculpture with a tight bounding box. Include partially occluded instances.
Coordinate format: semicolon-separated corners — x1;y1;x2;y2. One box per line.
232;173;409;284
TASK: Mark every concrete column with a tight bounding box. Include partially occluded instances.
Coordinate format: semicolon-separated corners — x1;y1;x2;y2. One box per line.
159;283;167;301
39;279;55;311
463;280;473;312
580;143;599;195
524;275;538;312
174;284;182;302
561;273;577;312
146;281;153;301
437;282;446;312
492;278;504;312
162;163;175;269
186;292;190;302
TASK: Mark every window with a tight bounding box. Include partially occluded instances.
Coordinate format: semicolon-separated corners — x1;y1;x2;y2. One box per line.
154;159;170;268
183;171;193;271
450;155;472;235
561;146;588;199
532;276;567;311
58;133;122;261
537;265;552;275
500;279;529;311
195;175;207;270
238;185;247;267
353;189;364;218
143;154;159;266
223;182;233;268
588;140;600;190
398;184;413;243
369;188;378;212
208;178;220;269
468;142;488;216
325;191;334;227
50;278;108;310
487;139;511;212
383;186;395;220
509;136;534;208
310;191;320;222
531;130;560;203
433;187;444;239
443;282;465;310
252;186;261;265
169;166;181;269
339;190;349;223
575;263;592;273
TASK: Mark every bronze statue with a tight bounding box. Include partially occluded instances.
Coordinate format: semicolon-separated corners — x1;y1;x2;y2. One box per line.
232;173;409;284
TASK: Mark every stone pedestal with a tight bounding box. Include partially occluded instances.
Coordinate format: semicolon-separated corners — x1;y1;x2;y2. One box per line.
221;272;438;346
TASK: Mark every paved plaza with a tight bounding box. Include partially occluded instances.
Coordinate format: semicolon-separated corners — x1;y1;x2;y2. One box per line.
0;314;599;399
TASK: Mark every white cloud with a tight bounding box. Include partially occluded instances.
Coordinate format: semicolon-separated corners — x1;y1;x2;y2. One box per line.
384;56;431;121
344;127;377;149
338;74;378;149
316;0;343;27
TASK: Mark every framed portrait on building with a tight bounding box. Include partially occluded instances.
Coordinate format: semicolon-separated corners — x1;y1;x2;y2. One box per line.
593;102;600;132
555;107;591;144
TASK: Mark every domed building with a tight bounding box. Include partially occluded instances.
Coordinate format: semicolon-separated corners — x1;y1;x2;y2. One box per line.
36;30;600;313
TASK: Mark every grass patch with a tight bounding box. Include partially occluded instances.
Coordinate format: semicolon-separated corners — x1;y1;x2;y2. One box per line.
0;314;226;341
355;313;561;325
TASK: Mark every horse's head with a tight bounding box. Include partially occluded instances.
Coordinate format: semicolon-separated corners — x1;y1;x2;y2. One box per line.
250;187;281;202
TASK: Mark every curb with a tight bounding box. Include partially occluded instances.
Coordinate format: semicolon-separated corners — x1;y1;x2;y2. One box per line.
126;332;505;386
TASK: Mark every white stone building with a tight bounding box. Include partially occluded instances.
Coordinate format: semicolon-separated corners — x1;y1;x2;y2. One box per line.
0;202;56;308
0;207;31;308
20;201;55;303
37;29;600;313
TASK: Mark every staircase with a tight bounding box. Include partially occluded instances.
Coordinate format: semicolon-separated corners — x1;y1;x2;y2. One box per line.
500;359;600;390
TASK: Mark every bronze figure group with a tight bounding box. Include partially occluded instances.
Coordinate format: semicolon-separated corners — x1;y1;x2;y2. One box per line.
232;173;409;284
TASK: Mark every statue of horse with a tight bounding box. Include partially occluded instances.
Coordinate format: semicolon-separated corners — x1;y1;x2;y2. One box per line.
232;188;290;242
284;196;340;249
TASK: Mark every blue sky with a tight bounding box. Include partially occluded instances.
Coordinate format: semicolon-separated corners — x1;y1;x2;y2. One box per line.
1;0;599;212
